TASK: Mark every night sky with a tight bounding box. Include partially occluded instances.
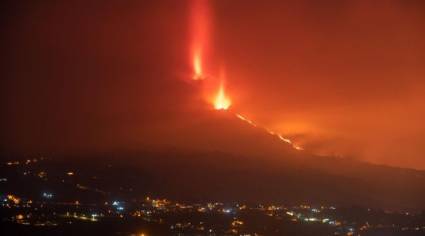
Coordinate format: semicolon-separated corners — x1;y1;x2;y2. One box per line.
1;0;425;169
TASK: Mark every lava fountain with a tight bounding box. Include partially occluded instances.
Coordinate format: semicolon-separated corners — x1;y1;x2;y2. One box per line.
214;82;231;110
190;0;211;80
193;52;203;80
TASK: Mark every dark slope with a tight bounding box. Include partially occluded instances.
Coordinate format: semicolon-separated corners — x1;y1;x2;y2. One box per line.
2;109;424;210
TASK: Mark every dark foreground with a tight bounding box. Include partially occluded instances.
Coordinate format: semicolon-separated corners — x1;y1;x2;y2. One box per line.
1;156;425;235
1;198;425;236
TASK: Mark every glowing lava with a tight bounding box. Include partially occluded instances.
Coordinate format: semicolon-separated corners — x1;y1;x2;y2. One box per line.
192;51;203;80
236;114;257;127
190;0;210;80
214;83;231;110
235;113;304;151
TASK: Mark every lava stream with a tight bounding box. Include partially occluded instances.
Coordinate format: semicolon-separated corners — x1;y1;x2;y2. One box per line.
235;113;303;151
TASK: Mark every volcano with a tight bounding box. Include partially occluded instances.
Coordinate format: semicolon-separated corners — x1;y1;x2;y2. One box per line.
164;109;299;158
2;96;425;211
92;106;425;210
152;108;425;208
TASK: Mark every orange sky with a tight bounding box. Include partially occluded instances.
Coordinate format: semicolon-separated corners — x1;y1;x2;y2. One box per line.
210;1;425;169
1;0;425;169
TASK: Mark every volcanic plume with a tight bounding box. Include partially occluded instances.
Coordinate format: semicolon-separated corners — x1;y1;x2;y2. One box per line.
187;0;303;153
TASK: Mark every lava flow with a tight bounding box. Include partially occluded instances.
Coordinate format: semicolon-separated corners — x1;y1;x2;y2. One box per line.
235;113;304;151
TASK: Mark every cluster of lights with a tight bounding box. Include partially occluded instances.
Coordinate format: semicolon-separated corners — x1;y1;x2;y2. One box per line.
282;206;361;235
4;157;43;167
7;194;21;204
2;190;423;235
112;201;125;211
42;192;53;199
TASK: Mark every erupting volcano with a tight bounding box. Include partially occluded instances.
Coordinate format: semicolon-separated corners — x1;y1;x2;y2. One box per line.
214;82;231;110
3;2;425;226
187;0;304;152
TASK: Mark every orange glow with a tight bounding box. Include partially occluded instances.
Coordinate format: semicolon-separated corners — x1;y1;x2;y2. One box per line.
214;83;231;110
